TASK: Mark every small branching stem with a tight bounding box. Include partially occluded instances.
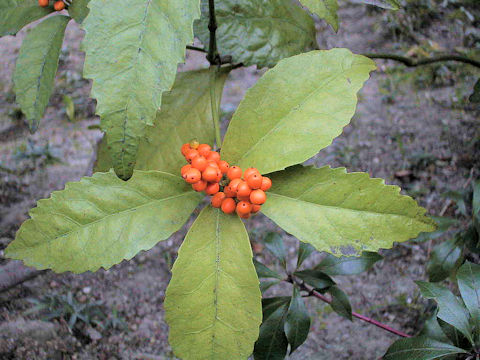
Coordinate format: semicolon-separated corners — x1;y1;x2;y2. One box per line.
207;0;220;66
362;53;480;69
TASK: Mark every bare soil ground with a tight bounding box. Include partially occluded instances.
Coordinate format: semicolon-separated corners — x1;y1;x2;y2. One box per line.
1;3;479;359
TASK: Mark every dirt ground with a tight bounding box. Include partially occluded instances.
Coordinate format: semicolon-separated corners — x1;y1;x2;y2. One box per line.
1;3;479;360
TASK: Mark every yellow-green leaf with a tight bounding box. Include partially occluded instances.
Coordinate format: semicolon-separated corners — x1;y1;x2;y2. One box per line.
221;49;376;174
165;206;262;360
68;0;90;23
13;15;70;132
299;0;339;32
82;0;200;179
5;171;202;273
261;166;436;255
0;0;54;36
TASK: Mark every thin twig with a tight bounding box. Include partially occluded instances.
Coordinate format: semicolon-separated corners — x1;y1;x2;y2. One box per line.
297;281;411;338
186;45;207;53
363;53;480;69
206;0;220;65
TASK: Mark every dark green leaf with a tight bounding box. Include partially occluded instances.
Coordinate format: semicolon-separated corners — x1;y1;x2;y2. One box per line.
384;336;467;360
473;181;480;234
285;287;310;353
13;15;70;132
419;313;450;343
469;78;480;103
0;0;54;36
194;0;317;68
328;286;352;320
427;239;463;282
456;261;480;340
264;233;287;268
254;259;283;280
416;281;473;345
68;0;90;23
316;251;382;276
298;0;338;32
260;280;281;293
297;242;316;269
415;216;458;243
438;319;470;349
254;298;290;360
294;270;335;290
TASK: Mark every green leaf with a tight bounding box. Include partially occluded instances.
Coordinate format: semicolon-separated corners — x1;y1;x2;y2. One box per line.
384;337;467;360
5;171;202;273
426;239;462;282
221;49;376;174
359;0;400;10
473;181;480;234
297;242;316;269
316;251;382;276
415;216;458;243
0;0;54;36
456;261;480;339
285;287;310;353
262;165;436;255
82;0;200;180
298;0;339;32
254;297;290;360
293;269;335;290
13;15;69;132
254;258;283;280
416;281;473;345
68;0;90;23
194;0;317;68
94;68;229;175
263;233;287;268
164;206;262;360
419;313;450;343
469;79;480;103
328;286;352;320
260;280;281;293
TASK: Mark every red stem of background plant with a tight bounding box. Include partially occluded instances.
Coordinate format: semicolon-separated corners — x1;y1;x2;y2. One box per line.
301;284;411;338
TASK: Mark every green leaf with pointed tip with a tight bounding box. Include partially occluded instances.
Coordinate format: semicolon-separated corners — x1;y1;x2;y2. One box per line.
316;251;382;275
294;269;335;290
13;15;69;132
5;171;202;273
359;0;400;10
260;280;281;293
299;0;339;32
194;0;317;68
416;281;473;345
419;313;450;343
0;0;54;36
456;261;480;339
297;242;316;269
164;206;262;360
94;68;229;174
221;49;376;174
68;0;90;23
262;165;436;255
82;0;200;180
415;216;458;243
263;233;287;268
328;286;352;321
285;286;311;353
384;337;467;360
254;259;283;280
427;239;462;282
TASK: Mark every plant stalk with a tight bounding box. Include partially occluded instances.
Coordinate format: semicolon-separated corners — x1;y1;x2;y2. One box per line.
209;67;222;149
206;0;220;65
363;53;480;69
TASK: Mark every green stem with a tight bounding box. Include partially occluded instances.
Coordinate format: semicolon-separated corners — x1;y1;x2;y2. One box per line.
209;66;222;149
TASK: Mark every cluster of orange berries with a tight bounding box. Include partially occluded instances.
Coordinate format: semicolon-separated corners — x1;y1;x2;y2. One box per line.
38;0;67;11
181;141;272;219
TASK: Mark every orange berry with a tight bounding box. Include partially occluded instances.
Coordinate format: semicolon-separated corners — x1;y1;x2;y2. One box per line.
184;168;201;184
237;194;251;202
218;160;230;174
38;0;49;7
192;156;208;172
53;0;64;10
190;139;199;149
197;144;211;157
207;151;221;163
205;182;220;195
181;164;192;176
251;204;261;213
221;198;236;214
246;173;262;189
260;176;272;191
227;178;243;194
224;187;236;198
244;167;260;179
202;166;218;182
239;212;251;219
227;166;242;180
236;201;252;215
185;149;199;163
250;189;266;205
237;181;252;197
192;180;207;192
207;160;219;169
211;192;226;208
215;168;223;182
181;143;191;156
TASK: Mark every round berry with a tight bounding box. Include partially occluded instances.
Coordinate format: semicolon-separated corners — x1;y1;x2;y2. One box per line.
181;164;192;176
221;198;236;214
227;178;242;194
211;192;226;208
224;187;236;198
192;180;207;192
260;176;272;191
251;204;261;213
184;168;201;184
237;194;251;202
227;166;242;180
205;182;220;195
190;139;199;149
202;166;218;182
237;181;252;197
239;212;251;219
181;143;191;156
197;144;211;157
244;167;260;179
192;156;208;172
246;173;262;189
250;189;266;205
207;151;221;163
218;160;230;174
38;0;49;7
185;149;200;163
236;201;252;216
207;160;219;169
53;0;64;10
